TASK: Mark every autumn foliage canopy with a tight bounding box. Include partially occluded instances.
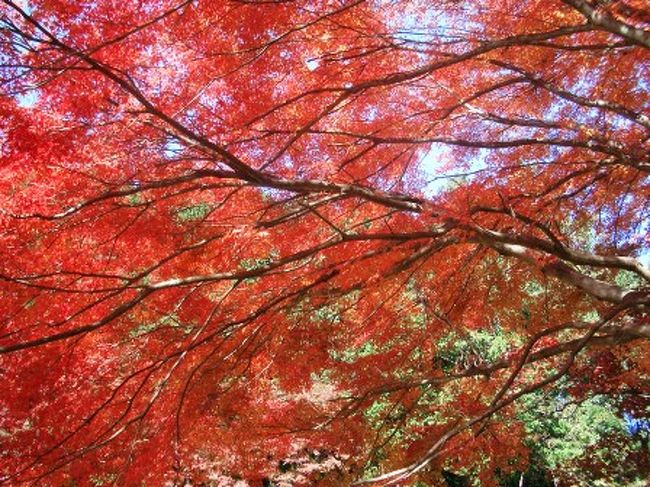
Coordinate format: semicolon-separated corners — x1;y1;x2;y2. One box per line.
0;0;649;485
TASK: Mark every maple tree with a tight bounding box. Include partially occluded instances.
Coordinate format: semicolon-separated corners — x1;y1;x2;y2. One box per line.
0;0;649;485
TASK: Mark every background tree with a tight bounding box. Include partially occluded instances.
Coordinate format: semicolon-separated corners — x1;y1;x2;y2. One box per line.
0;0;648;485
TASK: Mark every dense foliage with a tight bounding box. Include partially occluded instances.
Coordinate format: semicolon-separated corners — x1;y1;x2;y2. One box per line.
0;0;648;485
